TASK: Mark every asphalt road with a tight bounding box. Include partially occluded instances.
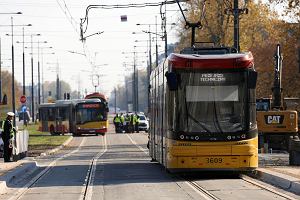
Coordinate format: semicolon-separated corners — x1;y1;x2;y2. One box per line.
1;129;298;200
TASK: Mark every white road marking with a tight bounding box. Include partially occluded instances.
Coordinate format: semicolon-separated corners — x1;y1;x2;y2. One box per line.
8;137;86;200
126;134;148;155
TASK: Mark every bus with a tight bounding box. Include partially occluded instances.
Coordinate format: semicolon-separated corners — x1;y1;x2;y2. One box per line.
149;47;258;172
72;99;108;136
38;98;108;136
38;100;73;135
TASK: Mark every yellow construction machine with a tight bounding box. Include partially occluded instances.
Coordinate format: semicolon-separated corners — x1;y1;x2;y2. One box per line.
257;44;299;151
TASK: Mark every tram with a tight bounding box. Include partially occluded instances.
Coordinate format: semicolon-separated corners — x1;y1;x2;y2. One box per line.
149;47;258;172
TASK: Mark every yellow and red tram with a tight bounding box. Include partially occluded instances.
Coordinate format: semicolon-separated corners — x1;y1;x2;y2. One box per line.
149;48;258;172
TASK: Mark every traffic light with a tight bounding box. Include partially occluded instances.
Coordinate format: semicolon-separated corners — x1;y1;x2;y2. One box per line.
64;93;70;100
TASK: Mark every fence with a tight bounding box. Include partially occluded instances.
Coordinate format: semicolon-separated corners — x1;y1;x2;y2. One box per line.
12;129;29;161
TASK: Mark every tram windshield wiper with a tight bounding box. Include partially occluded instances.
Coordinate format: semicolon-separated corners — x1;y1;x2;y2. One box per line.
186;110;211;133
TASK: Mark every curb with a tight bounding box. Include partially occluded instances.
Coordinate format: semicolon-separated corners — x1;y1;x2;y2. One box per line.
254;168;300;195
40;136;73;156
0;136;73;194
0;161;38;194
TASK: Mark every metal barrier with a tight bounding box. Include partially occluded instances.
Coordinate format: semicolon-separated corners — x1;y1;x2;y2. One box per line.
12;129;29;161
289;137;300;166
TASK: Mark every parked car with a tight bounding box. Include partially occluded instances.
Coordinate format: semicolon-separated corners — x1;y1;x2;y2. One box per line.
138;114;149;132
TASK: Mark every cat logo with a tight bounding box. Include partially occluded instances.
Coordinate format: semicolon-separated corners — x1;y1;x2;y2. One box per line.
264;115;284;124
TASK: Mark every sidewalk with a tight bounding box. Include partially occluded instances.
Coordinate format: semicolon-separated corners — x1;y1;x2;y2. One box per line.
0;136;73;194
0;158;37;194
254;153;300;195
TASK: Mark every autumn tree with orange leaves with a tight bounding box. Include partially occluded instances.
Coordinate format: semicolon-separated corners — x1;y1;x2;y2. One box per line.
175;0;300;98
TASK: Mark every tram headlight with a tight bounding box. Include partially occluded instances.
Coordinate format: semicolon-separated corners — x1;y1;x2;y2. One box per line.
77;127;81;130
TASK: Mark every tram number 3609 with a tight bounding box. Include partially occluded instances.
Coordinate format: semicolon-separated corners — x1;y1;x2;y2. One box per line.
206;157;223;164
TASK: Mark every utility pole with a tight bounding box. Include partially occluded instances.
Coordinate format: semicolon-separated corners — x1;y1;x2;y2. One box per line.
233;0;240;52
0;37;2;102
56;61;60;100
164;1;168;58
11;17;16;125
31;35;34;122
133;51;136;112
114;87;117;114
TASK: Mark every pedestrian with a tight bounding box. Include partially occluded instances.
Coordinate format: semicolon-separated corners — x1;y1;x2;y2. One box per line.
134;114;140;133
1;112;16;162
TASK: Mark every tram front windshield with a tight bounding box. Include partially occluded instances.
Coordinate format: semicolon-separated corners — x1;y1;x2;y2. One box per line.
176;71;247;133
76;103;106;124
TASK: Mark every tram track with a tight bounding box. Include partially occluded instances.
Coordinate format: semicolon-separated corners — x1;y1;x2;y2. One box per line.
185;180;221;200
126;133;298;200
7;136;107;200
80;136;107;200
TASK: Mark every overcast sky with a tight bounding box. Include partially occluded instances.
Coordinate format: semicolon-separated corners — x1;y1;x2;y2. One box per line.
0;0;181;97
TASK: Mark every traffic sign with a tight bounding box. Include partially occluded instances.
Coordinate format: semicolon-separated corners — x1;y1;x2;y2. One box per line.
20;95;26;103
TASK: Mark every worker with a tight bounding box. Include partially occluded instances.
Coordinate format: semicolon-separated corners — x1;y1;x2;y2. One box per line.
130;114;135;133
1;112;16;162
113;114;121;133
125;114;132;133
135;114;140;133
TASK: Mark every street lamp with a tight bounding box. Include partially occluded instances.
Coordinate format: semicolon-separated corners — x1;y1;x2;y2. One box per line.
7;25;33;96
27;46;53;104
47;61;60;101
1;18;32;125
0;11;22;105
122;50;147;112
29;34;41;121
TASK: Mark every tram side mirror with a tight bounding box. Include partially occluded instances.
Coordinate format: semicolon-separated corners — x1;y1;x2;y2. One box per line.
165;72;178;91
248;71;258;89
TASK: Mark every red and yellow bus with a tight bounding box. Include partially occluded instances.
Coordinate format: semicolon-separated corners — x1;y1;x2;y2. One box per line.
73;99;108;136
149;47;258;172
38;100;73;135
38;98;108;136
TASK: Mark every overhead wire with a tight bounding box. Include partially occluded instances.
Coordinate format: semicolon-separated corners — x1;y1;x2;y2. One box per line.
56;0;79;34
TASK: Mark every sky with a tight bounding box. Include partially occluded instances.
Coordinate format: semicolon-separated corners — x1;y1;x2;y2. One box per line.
0;0;181;97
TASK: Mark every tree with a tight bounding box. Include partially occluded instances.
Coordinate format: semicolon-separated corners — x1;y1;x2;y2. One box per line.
175;0;300;97
109;69;149;113
42;80;72;101
0;70;22;110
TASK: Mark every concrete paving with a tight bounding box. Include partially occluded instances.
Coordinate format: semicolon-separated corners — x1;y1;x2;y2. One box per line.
0;134;300;199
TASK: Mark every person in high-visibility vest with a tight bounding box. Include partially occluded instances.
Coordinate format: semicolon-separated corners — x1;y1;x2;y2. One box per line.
124;114;130;133
133;114;140;133
113;114;121;133
1;112;15;162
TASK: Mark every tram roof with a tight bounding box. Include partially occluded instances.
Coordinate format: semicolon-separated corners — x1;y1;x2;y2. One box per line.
168;52;254;70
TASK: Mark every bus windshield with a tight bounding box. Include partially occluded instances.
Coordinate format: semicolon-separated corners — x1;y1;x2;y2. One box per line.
176;71;246;133
76;103;106;124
